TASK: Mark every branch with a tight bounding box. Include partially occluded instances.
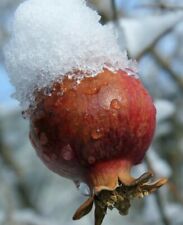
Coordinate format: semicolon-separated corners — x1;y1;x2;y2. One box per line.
168;182;183;205
136;3;183;11
133;11;183;60
111;0;118;22
136;26;177;61
145;156;171;225
152;49;183;90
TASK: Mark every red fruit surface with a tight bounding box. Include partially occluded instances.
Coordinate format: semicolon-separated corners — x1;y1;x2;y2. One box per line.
29;69;156;191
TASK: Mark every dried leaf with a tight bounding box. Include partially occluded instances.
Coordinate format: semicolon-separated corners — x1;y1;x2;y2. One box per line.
73;196;94;220
94;201;107;225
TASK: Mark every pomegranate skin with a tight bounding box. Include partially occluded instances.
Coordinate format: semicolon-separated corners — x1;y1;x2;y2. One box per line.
29;69;156;190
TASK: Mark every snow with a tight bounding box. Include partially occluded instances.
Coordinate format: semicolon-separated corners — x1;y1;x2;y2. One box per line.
4;0;136;108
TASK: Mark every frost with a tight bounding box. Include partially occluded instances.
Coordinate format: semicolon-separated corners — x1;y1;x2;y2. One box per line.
4;0;135;108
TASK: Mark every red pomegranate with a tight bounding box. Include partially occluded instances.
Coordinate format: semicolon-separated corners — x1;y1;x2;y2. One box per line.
29;69;166;224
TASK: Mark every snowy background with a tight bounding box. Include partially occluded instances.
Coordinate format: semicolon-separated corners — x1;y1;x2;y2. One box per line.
0;0;183;225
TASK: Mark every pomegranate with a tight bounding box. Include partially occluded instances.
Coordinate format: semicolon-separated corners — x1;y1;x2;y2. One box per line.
29;69;167;224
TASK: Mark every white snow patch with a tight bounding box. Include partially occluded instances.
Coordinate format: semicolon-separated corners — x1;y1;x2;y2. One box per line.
4;0;136;108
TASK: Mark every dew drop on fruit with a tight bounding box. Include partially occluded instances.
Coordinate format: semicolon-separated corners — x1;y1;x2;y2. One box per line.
75;181;90;196
61;144;74;161
110;99;121;110
91;128;103;140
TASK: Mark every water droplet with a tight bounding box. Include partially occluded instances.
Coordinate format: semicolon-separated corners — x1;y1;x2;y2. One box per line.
68;74;73;79
88;156;96;164
76;79;81;84
91;128;103;140
110;99;121;110
40;132;48;145
75;181;90;196
62;144;74;161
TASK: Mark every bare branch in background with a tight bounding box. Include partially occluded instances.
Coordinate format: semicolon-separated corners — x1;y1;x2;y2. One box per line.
136;3;183;11
145;157;171;225
136;26;177;61
111;0;118;22
152;49;183;91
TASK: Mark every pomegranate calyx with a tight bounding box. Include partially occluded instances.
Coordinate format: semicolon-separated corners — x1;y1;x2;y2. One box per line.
73;196;94;220
73;171;167;225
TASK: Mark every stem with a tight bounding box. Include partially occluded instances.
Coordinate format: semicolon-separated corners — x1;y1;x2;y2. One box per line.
111;0;118;22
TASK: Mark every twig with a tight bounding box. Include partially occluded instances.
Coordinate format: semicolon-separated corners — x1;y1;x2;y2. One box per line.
135;12;183;60
152;49;183;90
111;0;118;22
136;3;183;11
168;181;183;205
145;156;171;225
136;25;178;61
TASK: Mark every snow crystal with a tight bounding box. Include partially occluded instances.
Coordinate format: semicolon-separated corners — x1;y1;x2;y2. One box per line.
4;0;135;108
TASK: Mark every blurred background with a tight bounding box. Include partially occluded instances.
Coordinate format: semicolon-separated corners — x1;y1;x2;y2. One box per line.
0;0;183;225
